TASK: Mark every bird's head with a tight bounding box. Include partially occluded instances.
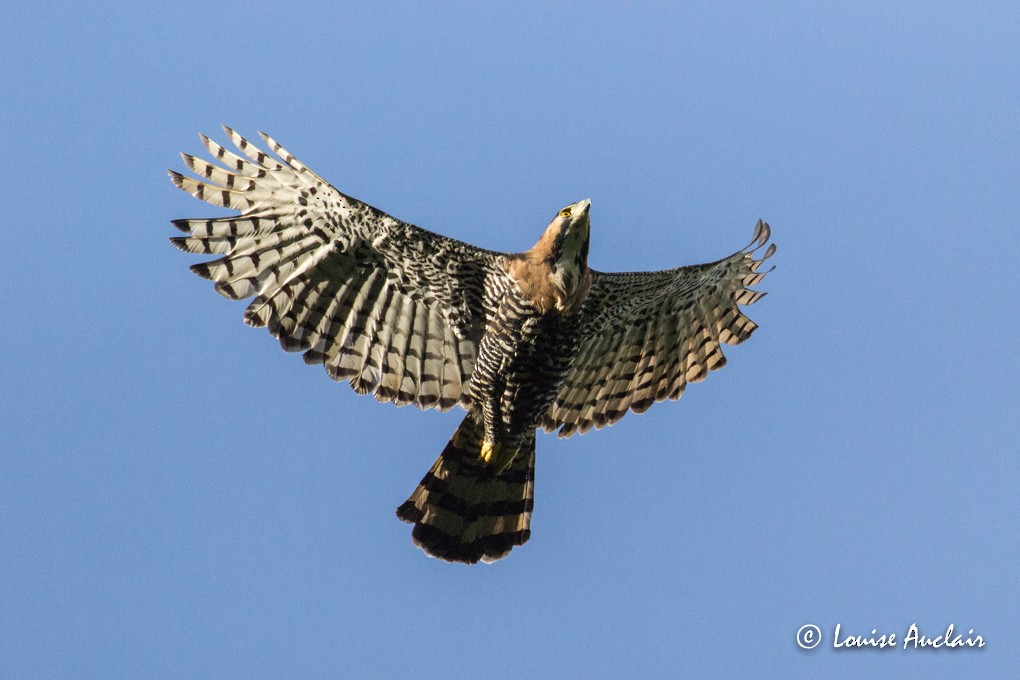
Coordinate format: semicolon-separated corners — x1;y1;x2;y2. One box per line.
533;198;591;273
511;199;594;313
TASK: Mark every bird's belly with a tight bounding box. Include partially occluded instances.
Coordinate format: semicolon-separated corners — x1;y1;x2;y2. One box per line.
470;302;582;447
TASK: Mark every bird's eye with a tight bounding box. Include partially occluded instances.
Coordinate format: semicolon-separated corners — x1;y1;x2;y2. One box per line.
559;208;572;219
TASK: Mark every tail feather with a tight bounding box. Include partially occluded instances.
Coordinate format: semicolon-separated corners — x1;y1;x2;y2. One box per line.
397;415;535;564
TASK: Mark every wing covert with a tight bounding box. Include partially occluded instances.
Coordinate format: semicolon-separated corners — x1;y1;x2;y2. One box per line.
169;127;506;411
542;220;775;437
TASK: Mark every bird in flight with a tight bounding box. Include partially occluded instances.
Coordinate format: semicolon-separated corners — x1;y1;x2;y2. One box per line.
169;128;775;564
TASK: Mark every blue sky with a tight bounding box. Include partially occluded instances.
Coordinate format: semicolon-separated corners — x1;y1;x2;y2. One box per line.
2;2;1018;678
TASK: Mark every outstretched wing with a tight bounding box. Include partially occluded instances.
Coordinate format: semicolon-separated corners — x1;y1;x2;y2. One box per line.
169;127;506;411
541;220;775;437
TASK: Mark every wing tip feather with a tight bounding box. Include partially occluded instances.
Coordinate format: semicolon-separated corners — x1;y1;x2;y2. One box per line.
189;262;213;280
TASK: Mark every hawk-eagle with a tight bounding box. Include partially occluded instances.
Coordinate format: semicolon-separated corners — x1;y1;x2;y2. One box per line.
169;128;775;563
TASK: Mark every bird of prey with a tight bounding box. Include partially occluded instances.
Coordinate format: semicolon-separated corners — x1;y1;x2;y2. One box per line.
169;128;775;564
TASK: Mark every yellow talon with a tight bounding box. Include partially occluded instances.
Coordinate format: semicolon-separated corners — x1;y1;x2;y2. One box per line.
480;441;518;473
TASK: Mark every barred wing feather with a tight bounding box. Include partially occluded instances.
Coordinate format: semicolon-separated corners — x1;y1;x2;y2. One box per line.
169;128;503;411
542;220;775;437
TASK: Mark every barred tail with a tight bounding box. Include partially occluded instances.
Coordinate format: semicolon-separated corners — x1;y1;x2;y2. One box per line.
396;415;535;564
